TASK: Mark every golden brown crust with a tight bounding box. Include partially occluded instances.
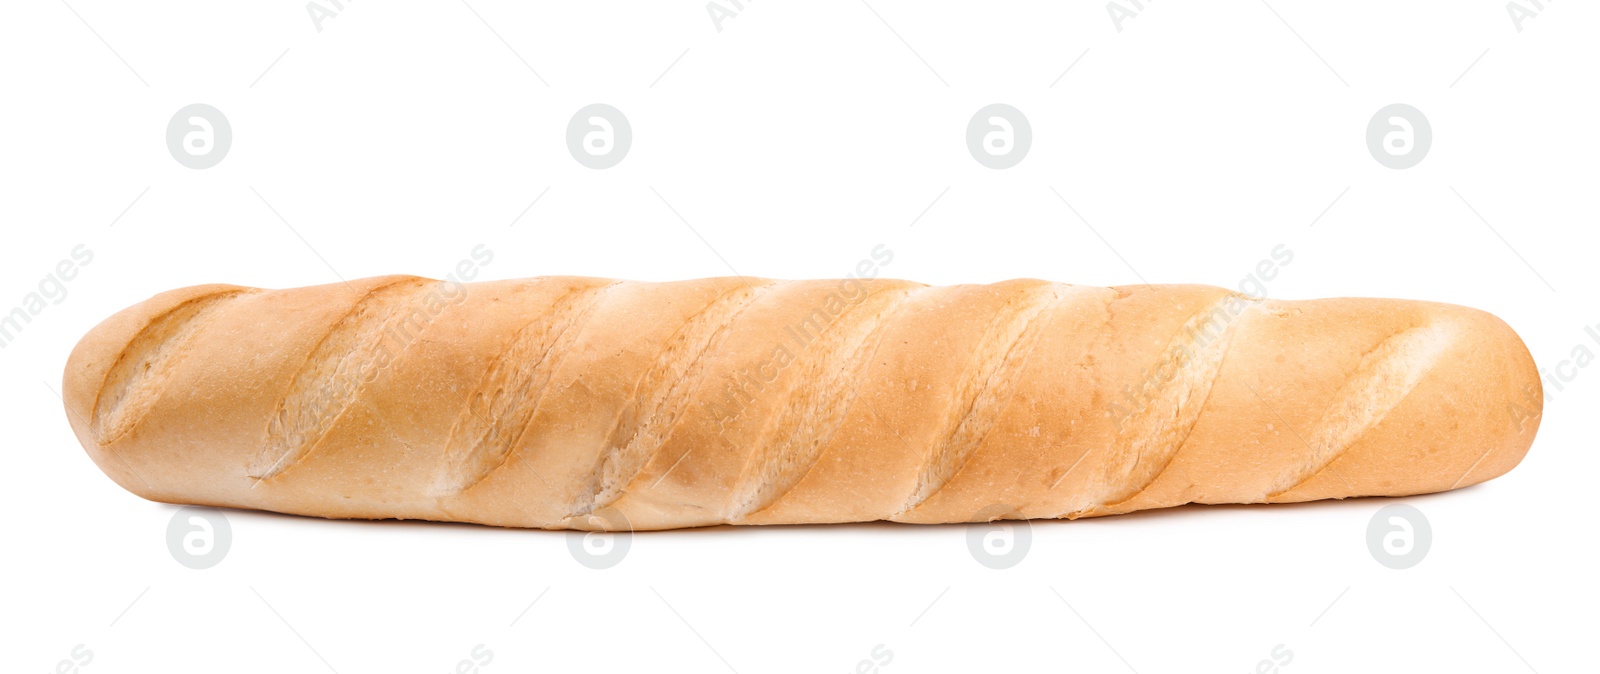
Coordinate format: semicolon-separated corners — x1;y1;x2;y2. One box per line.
62;275;1542;530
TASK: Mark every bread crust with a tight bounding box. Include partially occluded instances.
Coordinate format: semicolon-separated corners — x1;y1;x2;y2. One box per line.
62;276;1542;530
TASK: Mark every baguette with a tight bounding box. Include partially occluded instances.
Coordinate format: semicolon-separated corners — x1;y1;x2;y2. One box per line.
62;275;1542;531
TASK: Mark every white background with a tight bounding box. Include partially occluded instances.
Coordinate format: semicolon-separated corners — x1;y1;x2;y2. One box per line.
2;1;1595;672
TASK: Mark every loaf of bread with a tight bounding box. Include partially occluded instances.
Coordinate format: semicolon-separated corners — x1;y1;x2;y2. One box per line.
62;274;1541;530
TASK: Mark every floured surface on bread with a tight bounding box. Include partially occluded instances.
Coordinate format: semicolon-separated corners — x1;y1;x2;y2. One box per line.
61;275;1542;530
